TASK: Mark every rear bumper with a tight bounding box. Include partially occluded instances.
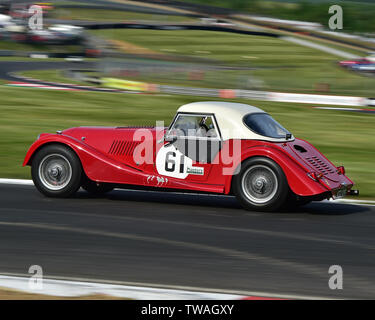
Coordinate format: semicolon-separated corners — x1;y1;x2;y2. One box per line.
331;185;359;200
304;185;358;202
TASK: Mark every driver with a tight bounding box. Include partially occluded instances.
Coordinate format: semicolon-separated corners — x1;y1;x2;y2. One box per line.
196;117;209;137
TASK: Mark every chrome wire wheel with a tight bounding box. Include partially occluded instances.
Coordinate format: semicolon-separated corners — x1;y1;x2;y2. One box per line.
38;153;72;191
241;164;278;204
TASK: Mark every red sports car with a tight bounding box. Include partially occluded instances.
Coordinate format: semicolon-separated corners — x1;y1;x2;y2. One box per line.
339;53;375;69
339;58;371;67
23;101;358;211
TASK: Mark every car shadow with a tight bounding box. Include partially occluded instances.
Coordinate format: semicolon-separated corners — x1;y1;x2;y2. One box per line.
74;189;368;216
279;201;368;216
77;188;242;209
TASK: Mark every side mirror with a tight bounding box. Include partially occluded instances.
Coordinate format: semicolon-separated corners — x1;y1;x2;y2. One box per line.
164;135;178;146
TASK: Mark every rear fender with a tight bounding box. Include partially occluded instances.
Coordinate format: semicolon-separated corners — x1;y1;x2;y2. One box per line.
223;145;328;197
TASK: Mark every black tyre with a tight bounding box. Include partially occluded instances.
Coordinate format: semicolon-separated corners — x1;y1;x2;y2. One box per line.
81;178;114;195
31;144;82;198
232;157;289;212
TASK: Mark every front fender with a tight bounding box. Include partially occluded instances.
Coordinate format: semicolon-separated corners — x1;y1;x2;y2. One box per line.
23;133;145;185
223;145;328;197
23;133;80;167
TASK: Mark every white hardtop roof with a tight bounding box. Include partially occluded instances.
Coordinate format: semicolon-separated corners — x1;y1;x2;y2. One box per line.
178;101;265;117
177;101;292;142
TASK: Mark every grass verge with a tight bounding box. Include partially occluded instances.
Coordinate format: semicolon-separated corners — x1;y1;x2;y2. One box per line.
0;41;82;53
51;7;198;23
17;69;92;86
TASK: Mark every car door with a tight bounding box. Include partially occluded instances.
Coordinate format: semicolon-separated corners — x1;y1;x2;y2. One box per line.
155;113;222;183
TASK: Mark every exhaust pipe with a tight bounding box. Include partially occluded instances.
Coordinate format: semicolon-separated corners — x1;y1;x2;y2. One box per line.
348;189;359;196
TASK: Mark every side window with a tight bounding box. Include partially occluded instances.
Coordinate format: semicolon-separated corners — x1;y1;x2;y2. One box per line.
169;114;219;139
203;117;218;138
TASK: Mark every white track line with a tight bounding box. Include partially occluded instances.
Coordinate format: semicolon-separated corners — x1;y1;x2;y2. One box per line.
0;275;241;300
282;36;360;59
0;274;334;300
333;199;375;204
314;107;362;111
0;178;33;185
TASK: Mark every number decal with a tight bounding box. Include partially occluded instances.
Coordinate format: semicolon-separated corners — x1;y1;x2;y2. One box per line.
165;151;176;172
156;145;204;179
165;151;186;174
179;154;184;173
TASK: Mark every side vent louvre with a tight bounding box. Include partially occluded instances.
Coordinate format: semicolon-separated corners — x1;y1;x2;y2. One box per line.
108;140;139;156
305;156;335;174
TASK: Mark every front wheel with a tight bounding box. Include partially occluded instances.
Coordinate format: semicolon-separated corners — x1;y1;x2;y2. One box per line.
31;144;82;198
232;157;289;212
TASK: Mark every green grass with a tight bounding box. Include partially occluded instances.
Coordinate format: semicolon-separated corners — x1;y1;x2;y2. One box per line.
0;40;62;52
0;40;83;53
18;70;92;86
0;85;373;198
231;15;373;54
91;29;375;96
51;7;197;22
0;41;39;51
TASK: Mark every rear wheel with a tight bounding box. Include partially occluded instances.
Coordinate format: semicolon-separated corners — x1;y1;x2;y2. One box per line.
31;144;82;198
233;157;288;212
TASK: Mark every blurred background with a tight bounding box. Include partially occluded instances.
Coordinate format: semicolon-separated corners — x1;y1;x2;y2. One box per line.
0;0;374;198
1;0;375;301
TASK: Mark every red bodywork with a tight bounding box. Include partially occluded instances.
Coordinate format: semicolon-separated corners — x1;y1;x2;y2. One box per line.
339;58;370;67
23;126;354;199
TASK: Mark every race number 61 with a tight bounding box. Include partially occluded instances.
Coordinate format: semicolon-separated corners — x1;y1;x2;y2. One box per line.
165;151;185;174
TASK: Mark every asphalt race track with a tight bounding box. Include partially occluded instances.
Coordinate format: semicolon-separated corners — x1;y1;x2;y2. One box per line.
0;183;374;299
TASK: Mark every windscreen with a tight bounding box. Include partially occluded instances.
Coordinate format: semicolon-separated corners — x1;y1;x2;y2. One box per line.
243;113;291;139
